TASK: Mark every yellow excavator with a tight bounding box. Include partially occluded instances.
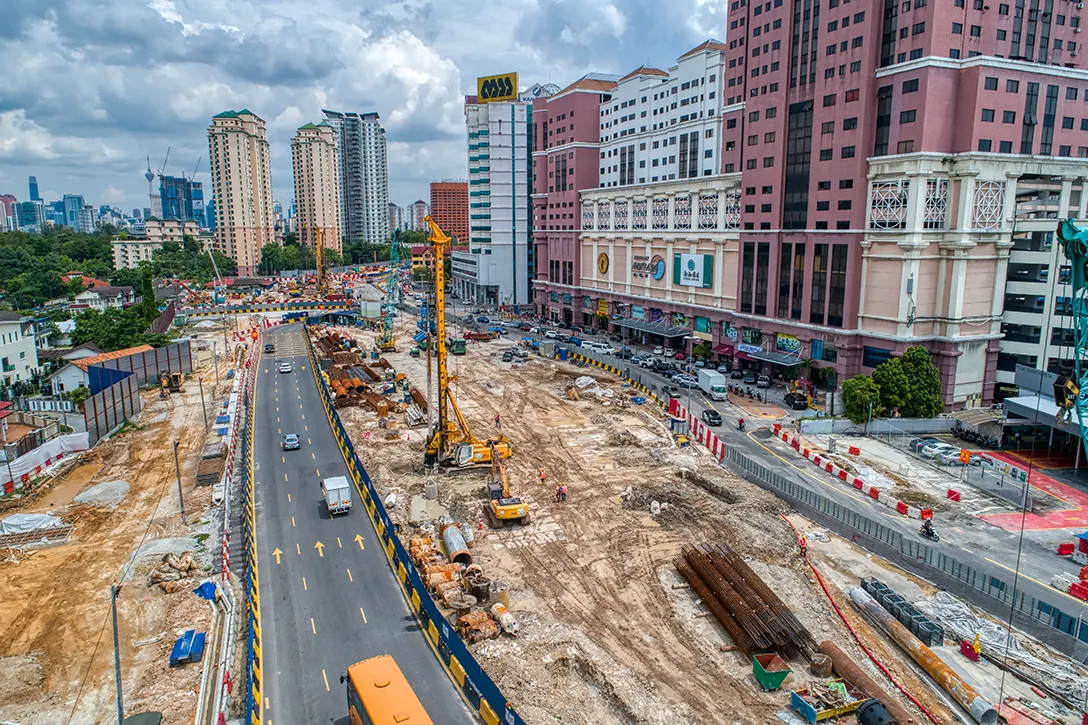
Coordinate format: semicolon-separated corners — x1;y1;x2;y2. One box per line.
422;215;513;468
485;441;529;527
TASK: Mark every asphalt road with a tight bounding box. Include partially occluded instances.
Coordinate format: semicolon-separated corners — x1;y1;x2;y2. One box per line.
254;324;475;725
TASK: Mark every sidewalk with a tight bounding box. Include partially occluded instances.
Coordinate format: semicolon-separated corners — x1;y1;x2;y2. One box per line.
978;451;1088;531
724;393;785;420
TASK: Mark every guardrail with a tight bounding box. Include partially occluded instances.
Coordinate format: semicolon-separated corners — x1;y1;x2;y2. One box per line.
242;343;262;725
304;326;527;725
183;301;353;318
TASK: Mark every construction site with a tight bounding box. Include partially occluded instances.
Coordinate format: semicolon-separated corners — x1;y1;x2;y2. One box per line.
303;296;1088;725
0;322;246;725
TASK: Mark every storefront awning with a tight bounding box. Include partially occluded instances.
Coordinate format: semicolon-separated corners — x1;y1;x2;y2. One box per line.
712;344;734;355
746;350;803;366
617;318;691;338
1002;394;1072;430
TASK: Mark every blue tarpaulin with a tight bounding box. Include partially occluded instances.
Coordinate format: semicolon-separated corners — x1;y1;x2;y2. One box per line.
215;414;230;424
193;581;218;600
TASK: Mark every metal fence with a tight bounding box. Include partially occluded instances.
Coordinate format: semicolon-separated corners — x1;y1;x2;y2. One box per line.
241;349;261;725
89;340;193;388
725;447;1088;659
305;329;527;725
145;301;177;335
84;372;143;446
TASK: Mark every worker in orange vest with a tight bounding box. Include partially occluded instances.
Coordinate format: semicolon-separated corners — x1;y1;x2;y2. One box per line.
539;467;547;485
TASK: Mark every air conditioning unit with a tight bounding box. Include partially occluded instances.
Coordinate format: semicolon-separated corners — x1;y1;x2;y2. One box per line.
1077;26;1083;32
1079;3;1085;8
1074;49;1081;56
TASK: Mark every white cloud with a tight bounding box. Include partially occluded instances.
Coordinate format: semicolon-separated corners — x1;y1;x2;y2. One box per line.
0;110;124;164
99;184;128;205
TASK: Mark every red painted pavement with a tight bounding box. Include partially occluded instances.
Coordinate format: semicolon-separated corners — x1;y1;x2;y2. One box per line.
978;451;1088;531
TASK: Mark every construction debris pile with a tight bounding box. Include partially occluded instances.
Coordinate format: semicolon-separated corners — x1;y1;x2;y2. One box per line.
148;551;197;593
195;442;225;487
408;517;516;645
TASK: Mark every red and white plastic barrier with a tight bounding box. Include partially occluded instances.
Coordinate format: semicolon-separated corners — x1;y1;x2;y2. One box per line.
771;423;931;520
673;404;728;462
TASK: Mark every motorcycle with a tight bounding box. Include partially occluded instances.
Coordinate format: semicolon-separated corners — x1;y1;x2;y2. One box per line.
919;521;939;542
738;418;746;431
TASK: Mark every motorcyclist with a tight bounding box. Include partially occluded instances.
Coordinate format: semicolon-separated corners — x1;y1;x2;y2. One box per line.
738;417;745;431
921;518;935;537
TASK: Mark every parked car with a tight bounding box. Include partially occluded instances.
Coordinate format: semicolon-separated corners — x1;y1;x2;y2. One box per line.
616;348;634;359
716;364;731;374
282;433;300;451
695;359;706;368
519;323;532;331
674;352;687;360
653;346;665;356
922;442;958;459
544;330;557;339
477;315;490;323
530;327;540;334
264;343;275;353
556;333;571;343
279;362;293;373
701;409;723;427
742;371;757;384
631;355;647;366
661;384;680;397
756;375;771;389
784;392;809;410
937;450;968;466
909;437;941;453
501;350;514;362
675;375;699;388
730;370;744;379
571;326;583;334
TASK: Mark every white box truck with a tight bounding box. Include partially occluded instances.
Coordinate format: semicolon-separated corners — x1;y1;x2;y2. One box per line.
321;476;352;516
697;369;727;401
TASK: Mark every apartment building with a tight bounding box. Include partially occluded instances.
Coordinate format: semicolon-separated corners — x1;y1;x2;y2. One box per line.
322;110;389;244
291;122;343;253
112;218;200;269
408;200;430;231
429;181;469;242
207;109;275;276
531;73;619;321
0;312;40;388
453;91;536;306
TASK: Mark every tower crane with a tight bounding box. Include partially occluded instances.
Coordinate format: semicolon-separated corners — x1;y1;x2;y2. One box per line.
1055;219;1088;458
423;216;512;467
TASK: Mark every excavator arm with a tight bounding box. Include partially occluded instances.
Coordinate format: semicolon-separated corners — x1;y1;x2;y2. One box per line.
1055;218;1088;460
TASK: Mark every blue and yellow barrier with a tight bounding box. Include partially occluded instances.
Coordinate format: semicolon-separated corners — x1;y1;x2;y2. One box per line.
242;350;263;725
184;301;353;318
304;327;526;725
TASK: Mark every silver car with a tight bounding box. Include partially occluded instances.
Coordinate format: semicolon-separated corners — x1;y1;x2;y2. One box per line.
922;442;957;459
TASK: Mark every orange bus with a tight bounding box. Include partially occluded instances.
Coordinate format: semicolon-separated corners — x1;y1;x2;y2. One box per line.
343;654;435;725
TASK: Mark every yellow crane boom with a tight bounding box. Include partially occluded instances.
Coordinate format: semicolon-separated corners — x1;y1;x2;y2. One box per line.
423;215;512;467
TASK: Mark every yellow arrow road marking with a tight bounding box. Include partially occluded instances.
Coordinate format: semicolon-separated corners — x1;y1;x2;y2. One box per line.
272;548;283;564
354;534;365;550
314;541;325;557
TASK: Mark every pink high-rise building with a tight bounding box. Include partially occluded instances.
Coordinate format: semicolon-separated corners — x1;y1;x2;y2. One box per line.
532;74;620;321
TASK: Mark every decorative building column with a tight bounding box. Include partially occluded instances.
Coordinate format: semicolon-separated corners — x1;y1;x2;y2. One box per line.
667;195;676;230
904;172;927;231
717;190;727;231
665;238;675;302
1059;177;1077;219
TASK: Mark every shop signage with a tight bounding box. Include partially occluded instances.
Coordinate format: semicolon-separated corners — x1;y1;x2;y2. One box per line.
477;72;519;104
562;293;572;304
721;321;738;341
596;299;609;317
631;305;645;320
583;295;592;309
597;252;609;275
738;343;762;354
673;253;713;288
549;291;559;303
672;312;688;327
776;333;802;355
650;255;666;281
632;254;651;278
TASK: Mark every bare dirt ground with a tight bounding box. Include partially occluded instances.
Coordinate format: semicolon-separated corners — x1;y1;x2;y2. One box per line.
330;323;956;724
0;332;237;725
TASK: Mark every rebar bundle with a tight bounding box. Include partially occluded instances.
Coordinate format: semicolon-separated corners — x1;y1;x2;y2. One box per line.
673;555;757;656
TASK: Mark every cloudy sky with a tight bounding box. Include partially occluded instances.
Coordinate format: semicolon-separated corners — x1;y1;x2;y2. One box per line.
0;0;724;212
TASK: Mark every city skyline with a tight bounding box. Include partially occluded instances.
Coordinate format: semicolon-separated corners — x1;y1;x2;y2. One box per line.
0;1;723;212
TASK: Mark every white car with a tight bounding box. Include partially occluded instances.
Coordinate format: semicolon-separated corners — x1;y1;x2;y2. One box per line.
653;346;665;356
600;345;618;355
544;330;558;339
279;362;293;374
922;442;957;459
529;327;540;334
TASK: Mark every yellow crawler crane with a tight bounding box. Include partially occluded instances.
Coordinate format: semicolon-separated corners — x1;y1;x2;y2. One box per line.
422;216;512;467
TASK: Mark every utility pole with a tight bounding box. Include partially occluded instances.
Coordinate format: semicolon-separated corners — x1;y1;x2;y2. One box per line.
173;441;186;525
212;341;220;384
111;583;124;725
198;378;208;428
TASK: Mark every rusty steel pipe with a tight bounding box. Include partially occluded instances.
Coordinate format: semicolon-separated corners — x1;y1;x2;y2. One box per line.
674;557;757;655
819;640;915;724
683;547;771;650
849;587;997;725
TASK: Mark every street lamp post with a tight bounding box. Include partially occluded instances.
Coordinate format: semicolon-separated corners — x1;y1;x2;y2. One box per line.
111;583;124;725
198;377;208;428
173;441;186;525
212;341;220;384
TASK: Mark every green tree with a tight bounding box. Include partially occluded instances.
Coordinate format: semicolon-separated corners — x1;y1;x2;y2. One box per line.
282;232;297;246
139;268;158;322
280;244;301;271
692;341;712;360
412;266;434;282
323;248;343;268
110;267;144;288
260;244;283;275
872;356;909;415
900;346;944;418
842;375;883;425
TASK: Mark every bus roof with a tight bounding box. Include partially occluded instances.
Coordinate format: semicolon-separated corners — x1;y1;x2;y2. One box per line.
347;655;434;724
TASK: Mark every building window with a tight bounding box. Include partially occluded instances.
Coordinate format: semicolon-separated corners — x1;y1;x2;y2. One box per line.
1007;79;1020;93
845;89;860;102
754;242;770;315
810;244;828;324
817;200;830;210
822;121;835;134
981;108;995;122
978;139;993;151
841;146;856;158
843;117;858;130
741;242;755;313
970;25;981;36
900;110;916;123
897;140;915;153
820;149;833;160
999;140;1013;152
823;93;837;106
1003;111;1016;124
952;22;963;34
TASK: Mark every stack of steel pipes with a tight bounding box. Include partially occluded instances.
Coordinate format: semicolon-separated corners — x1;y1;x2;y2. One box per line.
674;543;819;660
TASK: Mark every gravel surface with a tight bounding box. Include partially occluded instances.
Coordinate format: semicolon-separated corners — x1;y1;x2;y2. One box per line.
73;480;130;507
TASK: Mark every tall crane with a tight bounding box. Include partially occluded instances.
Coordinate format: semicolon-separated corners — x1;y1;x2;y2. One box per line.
1054;218;1088;460
423;216;513;467
376;230;404;352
